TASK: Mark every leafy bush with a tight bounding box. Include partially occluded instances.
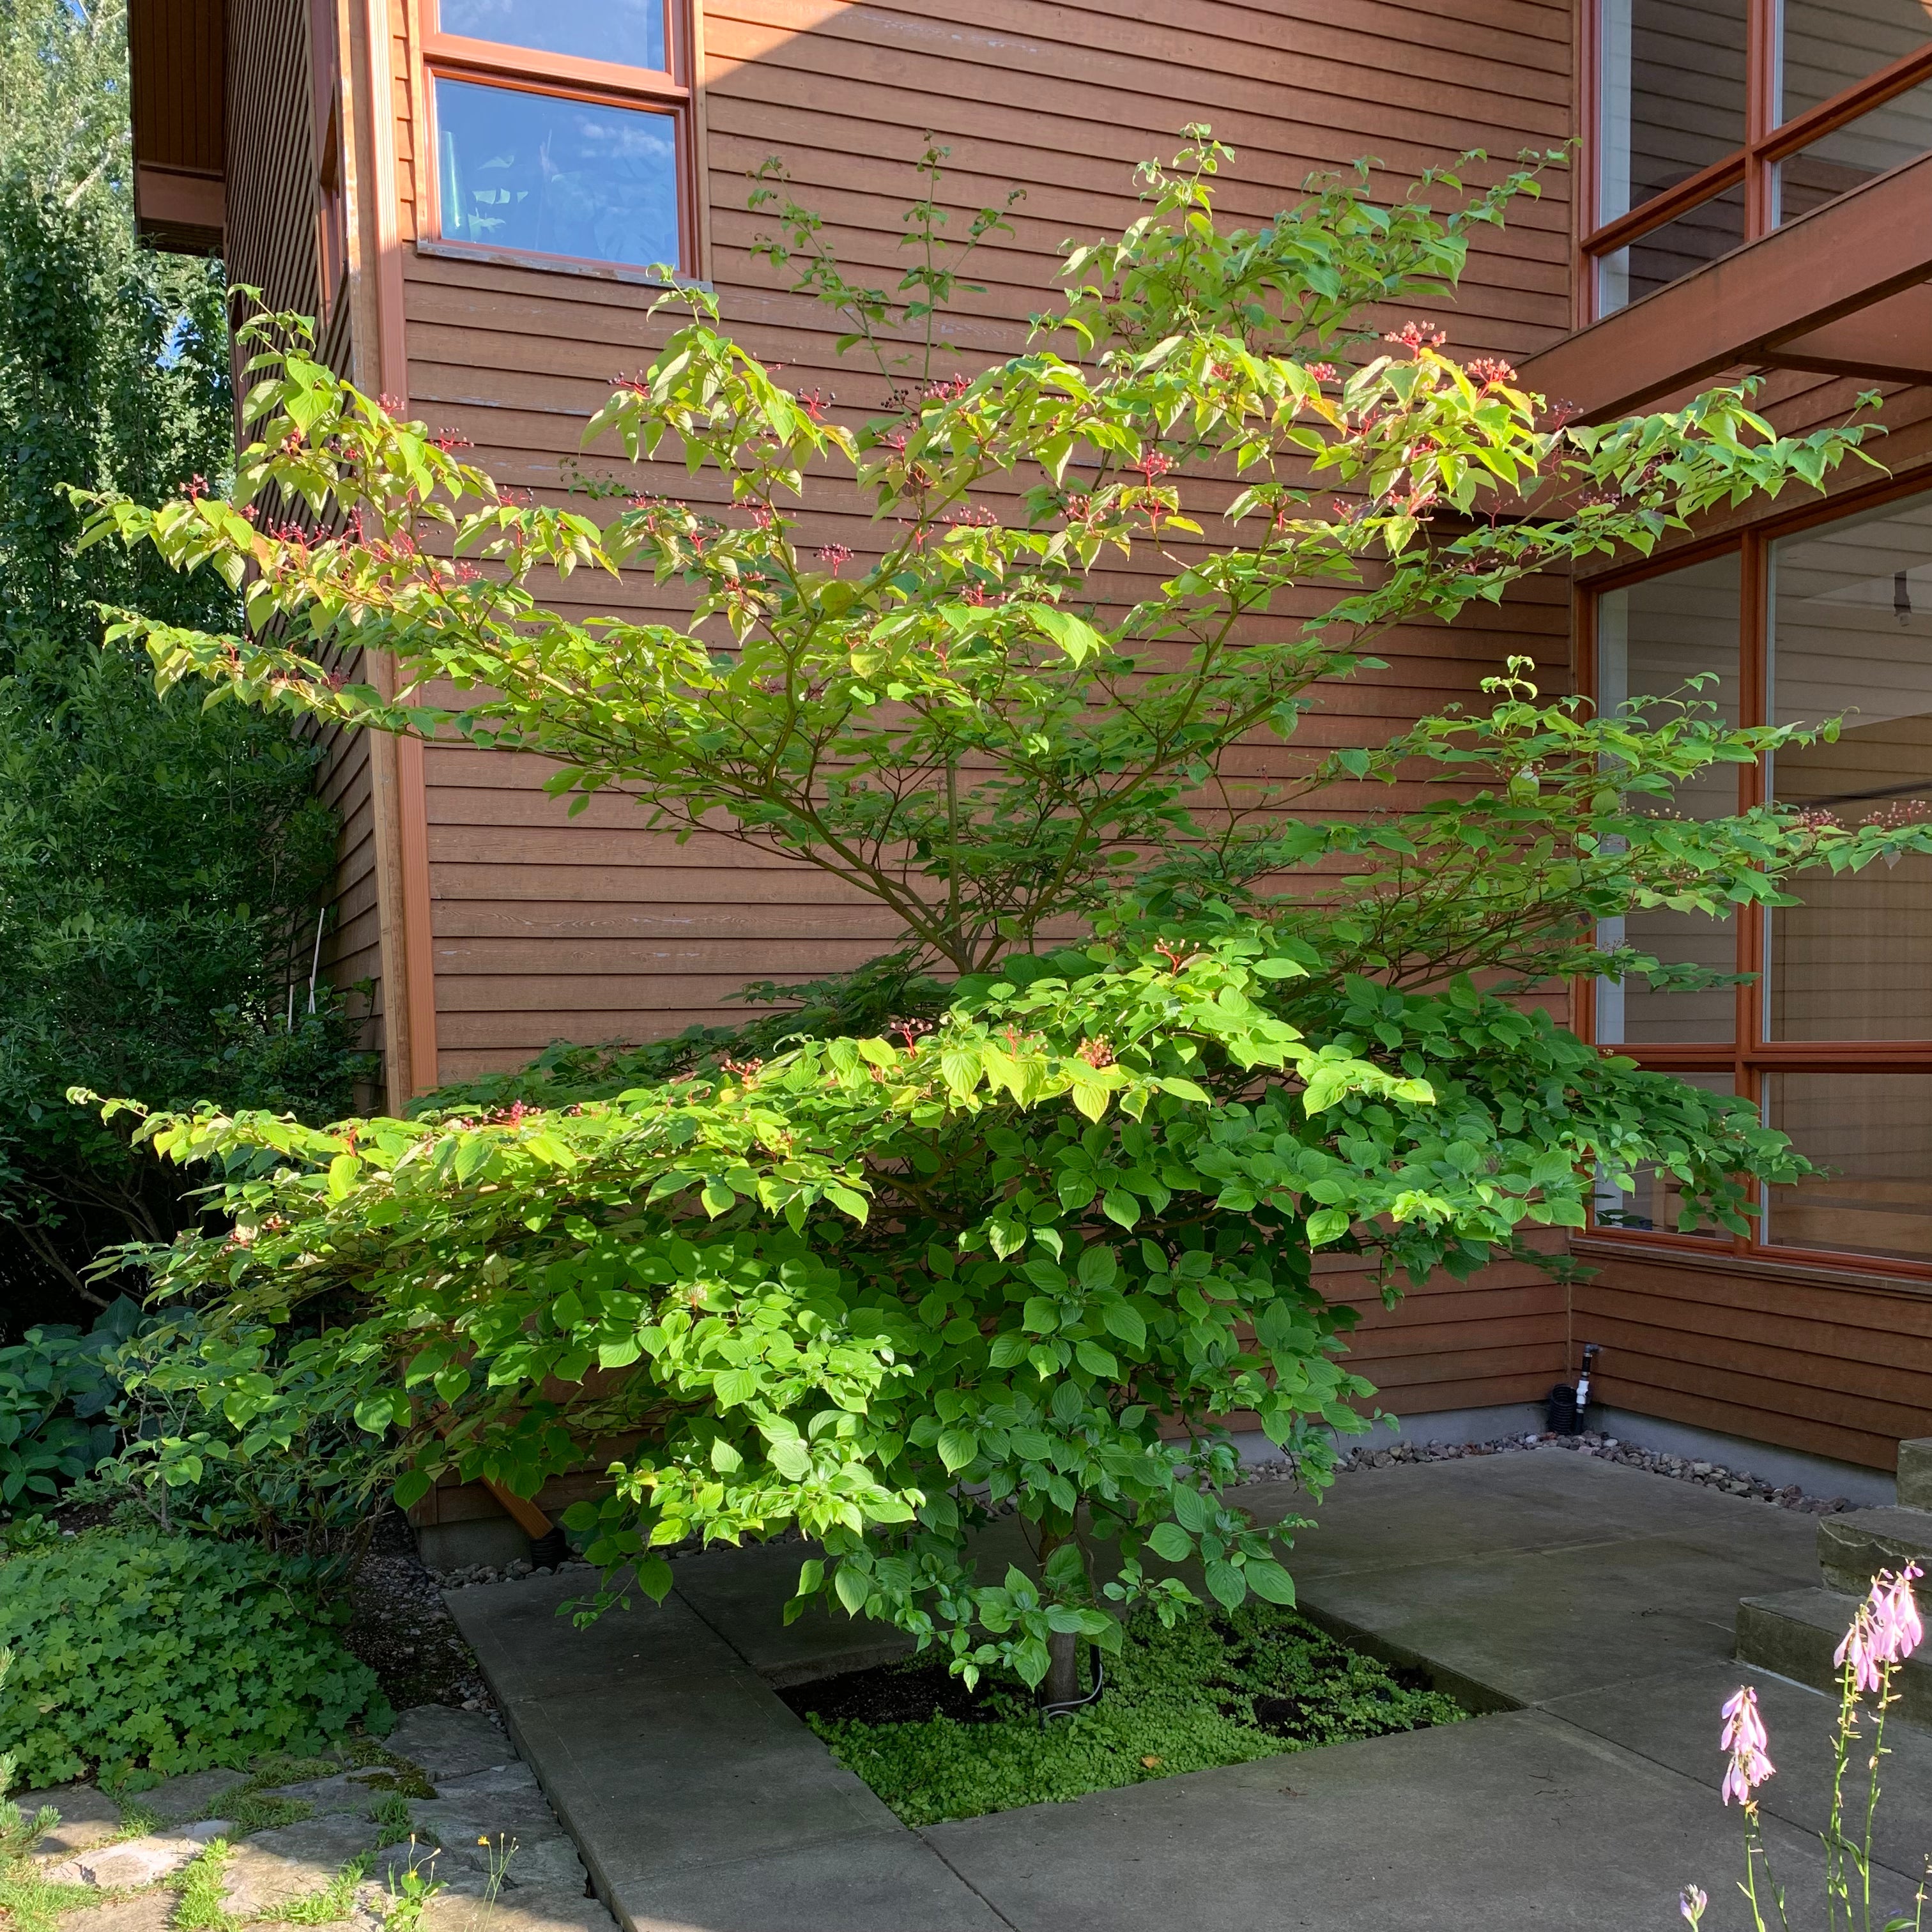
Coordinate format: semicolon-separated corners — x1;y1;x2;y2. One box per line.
0;1528;390;1790
0;1302;132;1505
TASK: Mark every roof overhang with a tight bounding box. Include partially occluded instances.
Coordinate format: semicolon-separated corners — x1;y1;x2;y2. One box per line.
129;0;226;254
1517;149;1932;424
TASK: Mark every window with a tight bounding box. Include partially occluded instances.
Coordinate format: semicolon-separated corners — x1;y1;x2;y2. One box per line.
1586;0;1932;318
1584;489;1932;1273
310;0;348;317
420;0;693;278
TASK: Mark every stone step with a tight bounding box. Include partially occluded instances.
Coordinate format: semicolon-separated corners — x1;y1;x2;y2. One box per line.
1816;1506;1932;1594
1899;1438;1932;1512
1737;1587;1932;1725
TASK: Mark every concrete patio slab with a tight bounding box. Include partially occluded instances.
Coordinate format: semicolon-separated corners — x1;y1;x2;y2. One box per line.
447;1570;1004;1932
447;1447;1932;1932
923;1706;1920;1932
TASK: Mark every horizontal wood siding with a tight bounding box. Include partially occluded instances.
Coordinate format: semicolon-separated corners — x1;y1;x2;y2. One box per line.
1573;1246;1932;1472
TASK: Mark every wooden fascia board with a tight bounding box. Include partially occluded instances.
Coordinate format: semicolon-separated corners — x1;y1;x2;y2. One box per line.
1519;149;1932;423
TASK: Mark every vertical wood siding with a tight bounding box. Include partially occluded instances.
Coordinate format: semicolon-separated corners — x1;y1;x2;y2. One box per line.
225;0;381;1050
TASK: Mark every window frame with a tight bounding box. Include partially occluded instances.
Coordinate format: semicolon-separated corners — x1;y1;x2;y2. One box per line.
1577;0;1932;327
1577;473;1932;1279
414;0;701;283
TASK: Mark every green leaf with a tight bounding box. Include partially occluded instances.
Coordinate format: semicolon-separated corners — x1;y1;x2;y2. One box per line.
937;1428;979;1473
834;1566;870;1614
1202;1560;1246;1610
1242;1558;1297;1605
1075;1338;1119;1378
1146;1521;1193;1563
1169;1484;1211;1533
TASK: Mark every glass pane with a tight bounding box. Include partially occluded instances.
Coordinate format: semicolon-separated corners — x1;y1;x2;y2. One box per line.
1598;0;1749;227
1781;0;1932;123
1767;493;1932;1041
1776;76;1932;224
437;0;667;71
1595;556;1744;1045
1594;1072;1736;1236
1765;1073;1932;1261
1596;183;1747;314
434;79;680;273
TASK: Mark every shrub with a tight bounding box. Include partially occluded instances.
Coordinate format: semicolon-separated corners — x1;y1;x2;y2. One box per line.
0;1528;390;1790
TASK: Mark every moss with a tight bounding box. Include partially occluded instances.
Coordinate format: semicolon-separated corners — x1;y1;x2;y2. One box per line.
800;1606;1468;1826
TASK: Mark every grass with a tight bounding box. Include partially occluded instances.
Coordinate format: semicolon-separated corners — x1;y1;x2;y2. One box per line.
0;1860;100;1932
367;1795;416;1848
172;1840;236;1932
792;1604;1469;1826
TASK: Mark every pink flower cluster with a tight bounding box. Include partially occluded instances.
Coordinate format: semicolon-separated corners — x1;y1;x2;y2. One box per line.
1719;1686;1774;1805
1834;1562;1924;1693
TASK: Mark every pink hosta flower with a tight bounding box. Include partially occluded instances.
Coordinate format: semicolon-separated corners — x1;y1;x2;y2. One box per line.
1680;1884;1708;1926
1839;1562;1924;1691
1719;1687;1774;1804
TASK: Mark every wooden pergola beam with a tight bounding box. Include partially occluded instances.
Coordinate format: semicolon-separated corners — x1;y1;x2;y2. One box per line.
1518;150;1932;424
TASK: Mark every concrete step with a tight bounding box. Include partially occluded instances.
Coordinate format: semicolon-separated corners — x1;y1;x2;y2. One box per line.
1738;1587;1932;1725
1817;1507;1932;1593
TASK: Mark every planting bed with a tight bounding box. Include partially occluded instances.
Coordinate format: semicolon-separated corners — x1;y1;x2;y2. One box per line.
781;1603;1467;1825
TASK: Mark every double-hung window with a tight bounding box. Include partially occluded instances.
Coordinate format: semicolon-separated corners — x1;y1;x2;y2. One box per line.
1586;0;1932;319
1586;487;1932;1273
421;0;695;279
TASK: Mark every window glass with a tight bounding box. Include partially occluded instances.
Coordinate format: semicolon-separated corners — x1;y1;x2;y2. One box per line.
1781;0;1932;123
436;0;667;72
1598;0;1749;227
1595;555;1743;1045
1596;183;1747;314
434;79;680;273
1594;1073;1737;1236
1767;494;1932;1041
1764;1073;1932;1260
1775;75;1932;224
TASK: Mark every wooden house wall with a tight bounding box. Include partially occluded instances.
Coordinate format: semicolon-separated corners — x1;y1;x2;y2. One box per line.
223;0;385;1052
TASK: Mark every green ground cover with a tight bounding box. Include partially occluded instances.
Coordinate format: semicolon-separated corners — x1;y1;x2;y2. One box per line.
788;1605;1468;1826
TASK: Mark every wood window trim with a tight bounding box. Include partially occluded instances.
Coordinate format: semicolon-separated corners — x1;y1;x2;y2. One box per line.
413;0;703;283
1577;0;1932;324
1575;473;1932;1284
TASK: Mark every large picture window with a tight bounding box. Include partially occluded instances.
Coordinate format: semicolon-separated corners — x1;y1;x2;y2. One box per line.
1586;0;1932;319
420;0;694;278
1585;487;1932;1272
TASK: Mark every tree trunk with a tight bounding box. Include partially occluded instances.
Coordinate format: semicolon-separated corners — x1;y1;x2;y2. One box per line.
1044;1627;1080;1706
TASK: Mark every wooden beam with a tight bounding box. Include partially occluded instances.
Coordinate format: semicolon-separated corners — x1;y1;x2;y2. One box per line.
132;164;224;252
1519;150;1932;423
1759;282;1932;387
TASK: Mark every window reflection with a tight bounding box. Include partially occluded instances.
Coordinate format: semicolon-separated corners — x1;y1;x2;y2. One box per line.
437;0;668;72
1596;555;1742;1045
1767;494;1932;1041
1765;1073;1932;1260
1597;182;1746;314
434;78;680;273
1597;0;1749;227
1776;76;1932;224
1593;1073;1737;1236
1781;0;1932;123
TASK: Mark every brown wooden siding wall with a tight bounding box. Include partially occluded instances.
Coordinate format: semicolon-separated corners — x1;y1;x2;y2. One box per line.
224;0;383;1048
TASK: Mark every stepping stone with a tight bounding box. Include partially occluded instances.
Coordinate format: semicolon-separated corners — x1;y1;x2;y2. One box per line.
1736;1585;1932;1724
137;1768;251;1827
264;1771;397;1816
51;1887;179;1932
24;1784;121;1860
418;1882;613;1932
1816;1506;1932;1593
43;1821;231;1889
384;1708;512;1781
222;1814;386;1917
